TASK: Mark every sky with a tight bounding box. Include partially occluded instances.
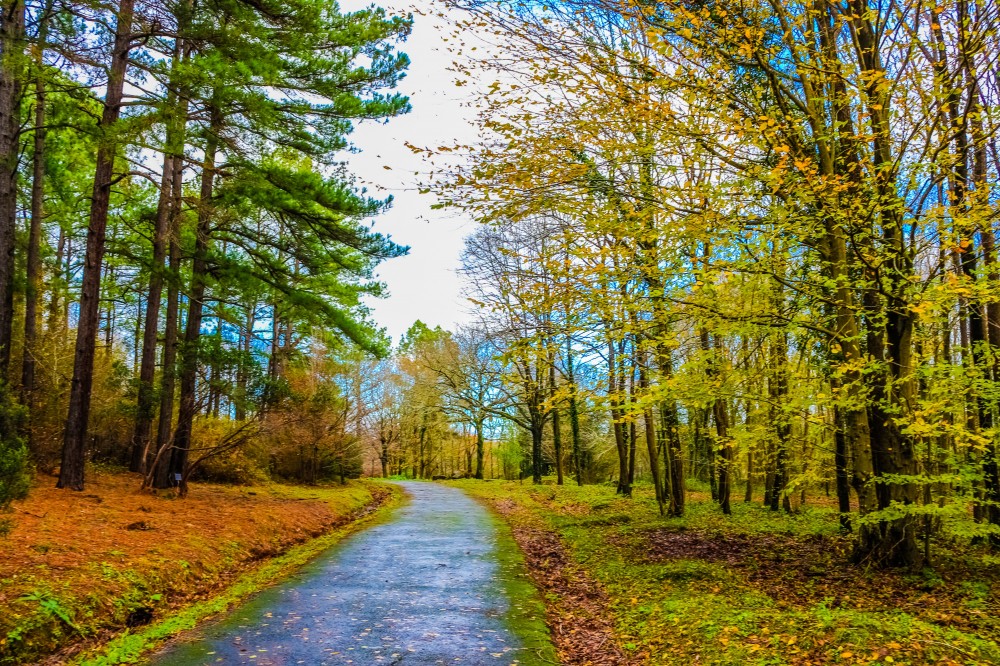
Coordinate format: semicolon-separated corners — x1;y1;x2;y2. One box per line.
340;0;483;345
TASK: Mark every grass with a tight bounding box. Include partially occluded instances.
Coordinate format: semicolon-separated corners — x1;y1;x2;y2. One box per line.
484;503;560;665
451;479;1000;666
0;471;393;665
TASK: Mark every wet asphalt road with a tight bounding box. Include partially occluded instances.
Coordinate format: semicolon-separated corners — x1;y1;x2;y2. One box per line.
148;482;536;665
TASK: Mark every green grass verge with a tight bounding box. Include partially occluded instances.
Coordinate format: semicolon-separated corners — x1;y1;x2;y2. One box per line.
483;501;559;665
453;479;1000;666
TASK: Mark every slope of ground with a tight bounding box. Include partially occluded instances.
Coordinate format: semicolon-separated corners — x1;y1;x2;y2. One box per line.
0;471;390;665
452;480;1000;666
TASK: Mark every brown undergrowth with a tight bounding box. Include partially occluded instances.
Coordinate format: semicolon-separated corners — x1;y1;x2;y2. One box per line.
636;528;999;639
486;496;637;666
0;471;387;665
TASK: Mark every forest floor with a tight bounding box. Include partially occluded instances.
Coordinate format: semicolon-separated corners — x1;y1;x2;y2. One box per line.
0;470;394;665
450;479;1000;666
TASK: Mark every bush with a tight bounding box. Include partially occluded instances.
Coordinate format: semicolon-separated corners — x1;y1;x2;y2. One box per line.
195;447;269;486
188;417;270;485
0;382;31;511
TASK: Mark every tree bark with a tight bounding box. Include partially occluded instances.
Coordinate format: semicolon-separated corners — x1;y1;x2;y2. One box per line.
711;333;732;515
474;417;484;479
170;99;221;497
58;0;134;491
565;335;583;485
0;0;24;375
608;337;629;495
769;330;791;513
150;143;184;490
131;29;187;473
658;348;685;516
130;153;174;473
833;397;852;531
20;0;52;434
549;359;563;485
640;357;665;515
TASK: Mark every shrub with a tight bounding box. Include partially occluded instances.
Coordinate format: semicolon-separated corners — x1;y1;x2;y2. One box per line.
0;382;31;511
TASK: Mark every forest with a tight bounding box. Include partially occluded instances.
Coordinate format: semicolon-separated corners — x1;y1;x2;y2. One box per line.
0;0;412;498
423;0;1000;571
0;0;999;663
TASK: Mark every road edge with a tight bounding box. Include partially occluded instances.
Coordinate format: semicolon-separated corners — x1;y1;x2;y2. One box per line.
451;480;633;666
67;481;405;666
482;498;561;666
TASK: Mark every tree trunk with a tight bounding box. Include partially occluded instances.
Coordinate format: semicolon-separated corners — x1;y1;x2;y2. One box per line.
549;361;563;485
713;395;731;515
966;51;1000;545
235;299;255;421
150;138;185;490
20;0;52;439
61;235;70;330
474;418;484;479
833;399;852;532
209;311;222;417
46;225;64;328
566;337;583;486
626;354;638;489
658;347;685;516
530;415;544;485
638;353;664;514
130;152;175;473
132;30;190;473
769;330;791;513
58;0;134;491
608;338;629;495
0;0;23;374
170;99;221;497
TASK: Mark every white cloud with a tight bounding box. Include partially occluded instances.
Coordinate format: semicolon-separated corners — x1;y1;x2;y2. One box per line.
340;0;487;344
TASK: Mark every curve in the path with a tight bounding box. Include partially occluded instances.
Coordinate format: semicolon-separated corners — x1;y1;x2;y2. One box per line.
147;482;552;666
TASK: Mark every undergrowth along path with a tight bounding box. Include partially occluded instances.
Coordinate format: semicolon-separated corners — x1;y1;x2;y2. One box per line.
2;474;383;665
147;482;555;666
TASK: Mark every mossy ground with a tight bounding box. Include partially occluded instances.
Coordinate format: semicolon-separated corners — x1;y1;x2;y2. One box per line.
451;479;1000;666
483;502;560;665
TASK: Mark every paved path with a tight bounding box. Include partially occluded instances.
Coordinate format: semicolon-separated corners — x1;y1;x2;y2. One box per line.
149;482;549;665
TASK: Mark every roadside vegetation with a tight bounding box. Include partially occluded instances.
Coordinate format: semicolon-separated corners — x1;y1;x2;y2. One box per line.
0;471;393;665
454;479;1000;666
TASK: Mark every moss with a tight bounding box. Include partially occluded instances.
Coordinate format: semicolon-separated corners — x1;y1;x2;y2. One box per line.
484;507;559;666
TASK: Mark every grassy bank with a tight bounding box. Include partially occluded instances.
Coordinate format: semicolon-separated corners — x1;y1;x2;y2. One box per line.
0;472;396;665
451;479;1000;666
